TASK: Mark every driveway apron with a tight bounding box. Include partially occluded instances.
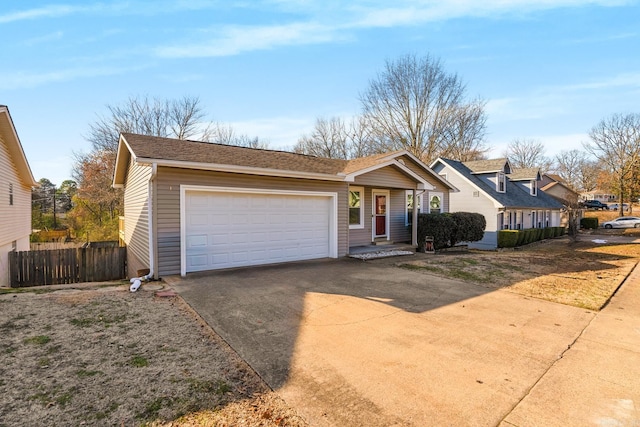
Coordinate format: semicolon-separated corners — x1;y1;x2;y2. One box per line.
167;258;596;426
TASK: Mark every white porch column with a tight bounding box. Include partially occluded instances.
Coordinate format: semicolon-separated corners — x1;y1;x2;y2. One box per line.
412;189;418;246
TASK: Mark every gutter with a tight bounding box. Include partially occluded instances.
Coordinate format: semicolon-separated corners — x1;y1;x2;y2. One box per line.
147;163;158;279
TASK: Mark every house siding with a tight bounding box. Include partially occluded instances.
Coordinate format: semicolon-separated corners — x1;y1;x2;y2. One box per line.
348;187;413;247
432;162;499;250
0;133;32;287
123;159;152;277
155;167;348;277
399;156;450;213
353;166;417;189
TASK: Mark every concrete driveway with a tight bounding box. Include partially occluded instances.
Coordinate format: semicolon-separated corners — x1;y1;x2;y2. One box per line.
166;257;628;426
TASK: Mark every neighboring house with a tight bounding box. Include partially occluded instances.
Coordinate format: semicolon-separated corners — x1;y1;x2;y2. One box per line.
540;174;581;227
0;105;37;287
430;158;564;250
113;133;455;277
580;189;616;203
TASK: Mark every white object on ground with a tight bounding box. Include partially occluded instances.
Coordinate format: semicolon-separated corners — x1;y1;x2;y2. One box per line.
592;239;608;244
350;250;414;260
130;279;141;292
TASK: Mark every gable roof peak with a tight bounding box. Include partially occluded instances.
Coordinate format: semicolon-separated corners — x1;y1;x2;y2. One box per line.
462;158;511;174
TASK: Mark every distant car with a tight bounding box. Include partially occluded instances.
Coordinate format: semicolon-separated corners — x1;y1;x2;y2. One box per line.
607;203;630;211
580;200;609;210
602;216;640;229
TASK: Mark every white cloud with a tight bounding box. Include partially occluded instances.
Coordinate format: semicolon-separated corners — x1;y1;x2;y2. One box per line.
0;65;144;90
22;31;64;46
561;73;640;91
155;22;343;58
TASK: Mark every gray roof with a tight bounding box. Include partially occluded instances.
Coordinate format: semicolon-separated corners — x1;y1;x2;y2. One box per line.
439;158;564;209
464;158;511;173
508;168;541;181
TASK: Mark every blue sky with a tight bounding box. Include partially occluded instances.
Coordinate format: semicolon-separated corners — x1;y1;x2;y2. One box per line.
2;0;639;186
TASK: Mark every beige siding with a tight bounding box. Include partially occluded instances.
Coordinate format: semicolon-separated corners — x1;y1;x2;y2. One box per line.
399;156;450;212
155;167;348;277
123;159;151;277
0;133;32;246
389;189;411;243
353;166;417;189
0;134;32;286
348;187;412;247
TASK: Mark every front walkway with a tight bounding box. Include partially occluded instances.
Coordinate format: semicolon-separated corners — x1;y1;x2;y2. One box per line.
501;260;640;426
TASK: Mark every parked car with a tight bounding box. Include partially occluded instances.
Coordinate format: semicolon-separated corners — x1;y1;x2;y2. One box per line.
579;200;609;210
602;217;640;229
607;203;630;211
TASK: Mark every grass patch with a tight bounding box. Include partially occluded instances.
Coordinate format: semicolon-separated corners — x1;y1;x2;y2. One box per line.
24;335;51;345
187;378;231;395
70;313;127;328
130;355;149;367
77;369;103;378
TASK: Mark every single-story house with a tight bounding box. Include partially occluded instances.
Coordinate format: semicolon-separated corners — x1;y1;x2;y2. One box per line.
430;157;564;250
0;105;38;287
113;133;456;277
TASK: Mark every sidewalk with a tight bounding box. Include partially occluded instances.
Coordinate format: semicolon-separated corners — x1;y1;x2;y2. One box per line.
502;262;640;426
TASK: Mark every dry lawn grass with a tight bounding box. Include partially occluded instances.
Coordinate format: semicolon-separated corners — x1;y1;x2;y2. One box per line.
400;234;640;311
0;285;307;427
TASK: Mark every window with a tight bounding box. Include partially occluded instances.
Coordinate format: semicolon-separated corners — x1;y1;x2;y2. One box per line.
428;192;443;214
9;183;13;205
530;180;537;196
406;191;421;226
349;187;364;229
497;172;506;193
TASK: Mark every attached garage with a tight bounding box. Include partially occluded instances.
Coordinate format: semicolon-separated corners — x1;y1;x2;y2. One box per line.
181;186;338;274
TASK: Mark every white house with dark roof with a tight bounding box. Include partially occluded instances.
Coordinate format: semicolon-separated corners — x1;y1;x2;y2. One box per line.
113;133;456;277
431;157;564;250
0;105;38;286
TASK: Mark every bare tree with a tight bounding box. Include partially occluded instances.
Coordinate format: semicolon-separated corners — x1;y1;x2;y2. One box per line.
85;95;212;153
585;113;640;214
204;122;268;148
503;138;552;171
294;116;378;159
294;117;349;159
439;99;489;161
359;54;486;163
552;149;600;192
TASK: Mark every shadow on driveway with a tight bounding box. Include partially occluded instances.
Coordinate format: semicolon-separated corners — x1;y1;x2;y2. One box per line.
167;257;595;426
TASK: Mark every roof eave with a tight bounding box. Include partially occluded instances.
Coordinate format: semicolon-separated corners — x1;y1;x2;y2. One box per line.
0;106;38;187
135;157;346;182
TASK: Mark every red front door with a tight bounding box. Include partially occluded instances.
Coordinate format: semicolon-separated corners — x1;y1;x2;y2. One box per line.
374;193;387;237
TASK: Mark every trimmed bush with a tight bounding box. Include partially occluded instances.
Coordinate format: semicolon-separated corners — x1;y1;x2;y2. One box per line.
580;217;598;229
544;227;554;239
498;230;519;248
516;229;527;246
417;212;486;251
417;213;456;250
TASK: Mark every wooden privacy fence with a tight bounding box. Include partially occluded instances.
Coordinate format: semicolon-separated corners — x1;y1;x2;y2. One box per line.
9;247;127;287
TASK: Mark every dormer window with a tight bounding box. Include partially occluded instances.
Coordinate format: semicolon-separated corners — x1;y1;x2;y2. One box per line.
497;172;506;193
530;180;537;196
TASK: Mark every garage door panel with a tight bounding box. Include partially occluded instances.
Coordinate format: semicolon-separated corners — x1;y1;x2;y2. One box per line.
185;191;332;272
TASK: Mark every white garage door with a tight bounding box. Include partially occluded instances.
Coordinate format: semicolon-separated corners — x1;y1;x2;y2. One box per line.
184;190;333;272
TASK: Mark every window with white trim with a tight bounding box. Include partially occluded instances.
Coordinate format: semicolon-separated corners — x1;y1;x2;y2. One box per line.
349;187;364;229
428;192;443;214
530;180;537;196
497;172;506;193
406;191;421;226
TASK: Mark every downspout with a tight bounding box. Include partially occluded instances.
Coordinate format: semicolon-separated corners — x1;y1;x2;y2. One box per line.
147;163;158;279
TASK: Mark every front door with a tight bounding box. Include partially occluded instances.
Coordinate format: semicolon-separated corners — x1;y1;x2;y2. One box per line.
372;191;388;238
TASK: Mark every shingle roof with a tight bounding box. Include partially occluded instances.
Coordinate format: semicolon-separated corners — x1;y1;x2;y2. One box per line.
463;158;510;173
439;158;563;209
122;133;348;176
508;168;540;181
